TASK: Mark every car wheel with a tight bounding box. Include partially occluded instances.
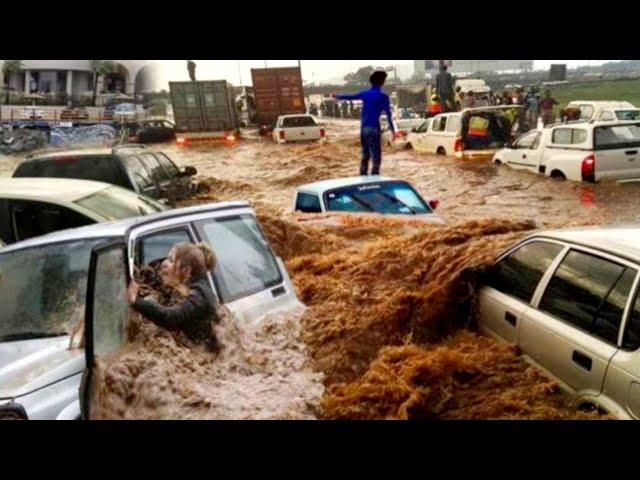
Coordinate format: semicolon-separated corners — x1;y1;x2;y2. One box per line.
494;158;502;165
550;170;566;181
405;143;413;150
437;147;446;155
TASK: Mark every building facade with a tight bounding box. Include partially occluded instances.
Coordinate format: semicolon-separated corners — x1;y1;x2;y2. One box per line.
0;60;160;104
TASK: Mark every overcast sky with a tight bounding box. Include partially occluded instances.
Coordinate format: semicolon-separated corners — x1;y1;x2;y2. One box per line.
156;60;615;88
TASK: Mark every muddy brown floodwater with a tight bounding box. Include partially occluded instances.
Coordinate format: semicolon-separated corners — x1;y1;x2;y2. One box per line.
3;118;632;419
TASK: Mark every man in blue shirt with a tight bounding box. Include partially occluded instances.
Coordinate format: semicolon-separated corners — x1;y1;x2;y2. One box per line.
334;71;395;176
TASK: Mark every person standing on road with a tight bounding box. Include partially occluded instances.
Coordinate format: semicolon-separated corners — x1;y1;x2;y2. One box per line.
436;65;455;112
187;60;197;82
540;90;559;126
334;70;396;176
127;242;219;350
514;88;528;133
526;90;540;129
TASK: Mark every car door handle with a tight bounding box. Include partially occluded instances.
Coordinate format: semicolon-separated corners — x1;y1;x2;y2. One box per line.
504;311;517;326
572;350;592;372
626;150;638;155
522;154;527;159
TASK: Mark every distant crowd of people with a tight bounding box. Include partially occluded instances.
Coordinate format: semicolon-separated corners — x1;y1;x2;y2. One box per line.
308;100;362;119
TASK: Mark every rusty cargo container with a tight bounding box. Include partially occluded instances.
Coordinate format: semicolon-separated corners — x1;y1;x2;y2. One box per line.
169;80;239;143
251;67;305;125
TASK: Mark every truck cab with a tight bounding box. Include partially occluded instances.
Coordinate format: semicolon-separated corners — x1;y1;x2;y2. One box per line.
493;121;640;182
0;201;300;420
566;101;640;123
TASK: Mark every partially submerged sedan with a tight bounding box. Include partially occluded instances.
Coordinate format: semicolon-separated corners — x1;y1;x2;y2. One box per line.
0;201;300;420
477;226;640;419
293;176;443;223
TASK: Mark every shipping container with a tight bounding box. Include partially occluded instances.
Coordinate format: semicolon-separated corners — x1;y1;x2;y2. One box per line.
251;67;305;125
169;80;239;140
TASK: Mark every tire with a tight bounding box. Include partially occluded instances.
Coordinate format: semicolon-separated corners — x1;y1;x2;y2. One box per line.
405;142;413;150
550;170;566;181
494;158;502;165
437;147;446;155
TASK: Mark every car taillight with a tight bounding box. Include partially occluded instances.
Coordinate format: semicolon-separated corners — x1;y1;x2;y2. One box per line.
394;131;407;139
428;199;440;210
176;137;187;146
454;138;463;152
320;128;325;137
582;155;596;182
279;130;285;140
225;133;236;142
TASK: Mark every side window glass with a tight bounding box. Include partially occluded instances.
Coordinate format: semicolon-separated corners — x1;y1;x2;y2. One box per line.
487;241;564;303
122;155;153;189
140;153;170;182
11;201;92;241
539;250;634;344
552;128;572;144
135;228;193;267
446;116;460;133
93;247;128;356
155;152;180;177
295;193;322;213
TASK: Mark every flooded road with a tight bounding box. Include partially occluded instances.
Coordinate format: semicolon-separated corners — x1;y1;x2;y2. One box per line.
2;119;634;419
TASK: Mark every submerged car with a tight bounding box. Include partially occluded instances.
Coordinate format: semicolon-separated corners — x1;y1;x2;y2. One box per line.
13;145;197;200
477;226;640;419
293;176;443;222
0;201;301;420
0;177;167;245
382;118;425;149
272;114;325;144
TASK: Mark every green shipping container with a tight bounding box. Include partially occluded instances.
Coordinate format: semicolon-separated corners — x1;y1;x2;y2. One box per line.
169;80;239;133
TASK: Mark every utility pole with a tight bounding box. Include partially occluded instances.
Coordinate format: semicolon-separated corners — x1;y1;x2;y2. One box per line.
237;60;242;86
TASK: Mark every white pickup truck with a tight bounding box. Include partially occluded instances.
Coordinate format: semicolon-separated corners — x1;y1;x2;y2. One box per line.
493;121;640;182
272;114;325;144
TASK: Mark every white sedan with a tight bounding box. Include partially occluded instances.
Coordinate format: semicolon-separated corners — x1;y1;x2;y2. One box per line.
382;118;425;149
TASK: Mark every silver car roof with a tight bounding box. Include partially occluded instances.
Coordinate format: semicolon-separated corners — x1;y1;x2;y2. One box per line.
0;201;250;254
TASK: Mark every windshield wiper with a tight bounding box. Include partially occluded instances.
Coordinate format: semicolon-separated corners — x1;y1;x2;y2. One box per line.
0;331;68;342
377;191;417;215
347;193;375;212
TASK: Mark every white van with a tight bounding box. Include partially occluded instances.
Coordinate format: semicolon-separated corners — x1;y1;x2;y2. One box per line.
412;106;522;159
493;121;640;182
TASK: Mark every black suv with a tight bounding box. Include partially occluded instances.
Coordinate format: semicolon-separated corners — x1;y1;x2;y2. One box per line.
13;145;197;200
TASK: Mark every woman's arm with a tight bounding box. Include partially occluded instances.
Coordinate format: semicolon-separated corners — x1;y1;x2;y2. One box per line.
132;290;207;329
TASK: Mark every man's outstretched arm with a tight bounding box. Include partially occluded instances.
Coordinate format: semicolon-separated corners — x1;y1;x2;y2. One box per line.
383;96;395;134
335;91;363;101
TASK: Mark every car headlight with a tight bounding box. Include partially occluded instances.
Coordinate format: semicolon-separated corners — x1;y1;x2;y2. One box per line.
0;402;28;420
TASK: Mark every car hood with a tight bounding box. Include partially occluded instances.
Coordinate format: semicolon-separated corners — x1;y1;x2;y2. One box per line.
0;336;84;400
294;211;446;227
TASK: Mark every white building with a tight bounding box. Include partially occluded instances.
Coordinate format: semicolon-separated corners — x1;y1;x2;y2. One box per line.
0;60;160;104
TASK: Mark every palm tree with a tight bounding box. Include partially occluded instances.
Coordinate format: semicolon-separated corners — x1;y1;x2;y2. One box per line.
2;60;24;104
89;60;115;106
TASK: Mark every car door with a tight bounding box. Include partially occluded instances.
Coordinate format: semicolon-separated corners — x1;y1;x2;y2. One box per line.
477;239;566;344
602;285;640;419
80;240;129;420
504;131;543;172
519;246;637;399
425;115;448;153
411;119;431;152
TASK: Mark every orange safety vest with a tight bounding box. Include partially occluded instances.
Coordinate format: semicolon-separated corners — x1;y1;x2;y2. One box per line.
429;102;441;114
468;116;489;137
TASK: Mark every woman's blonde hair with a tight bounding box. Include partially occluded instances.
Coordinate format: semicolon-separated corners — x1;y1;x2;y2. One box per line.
173;242;216;278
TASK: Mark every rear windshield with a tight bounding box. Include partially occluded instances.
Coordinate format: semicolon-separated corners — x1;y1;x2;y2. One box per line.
616;110;640;121
594;124;640;150
282;116;316;128
75;186;167;221
155;152;180;176
14;155;125;186
324;181;431;215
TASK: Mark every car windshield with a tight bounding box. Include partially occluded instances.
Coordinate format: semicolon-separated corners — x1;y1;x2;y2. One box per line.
75;186;167;221
0;239;103;342
325;181;431;215
616;110;640;121
396;120;423;130
594;123;640;150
